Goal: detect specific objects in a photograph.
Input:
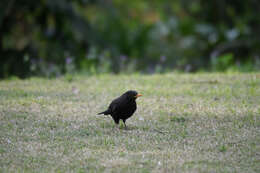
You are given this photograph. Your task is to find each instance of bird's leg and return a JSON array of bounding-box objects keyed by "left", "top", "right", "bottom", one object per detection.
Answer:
[
  {"left": 113, "top": 118, "right": 120, "bottom": 129},
  {"left": 123, "top": 120, "right": 127, "bottom": 130}
]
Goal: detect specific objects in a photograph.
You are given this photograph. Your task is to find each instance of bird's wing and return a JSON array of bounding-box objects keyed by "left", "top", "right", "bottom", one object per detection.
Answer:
[
  {"left": 108, "top": 96, "right": 126, "bottom": 114},
  {"left": 108, "top": 99, "right": 120, "bottom": 113}
]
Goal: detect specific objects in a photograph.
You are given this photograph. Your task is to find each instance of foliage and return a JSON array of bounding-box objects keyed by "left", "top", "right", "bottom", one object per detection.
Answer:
[{"left": 0, "top": 0, "right": 260, "bottom": 78}]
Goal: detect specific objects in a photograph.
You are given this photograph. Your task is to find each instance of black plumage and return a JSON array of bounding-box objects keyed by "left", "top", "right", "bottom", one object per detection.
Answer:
[{"left": 98, "top": 90, "right": 142, "bottom": 128}]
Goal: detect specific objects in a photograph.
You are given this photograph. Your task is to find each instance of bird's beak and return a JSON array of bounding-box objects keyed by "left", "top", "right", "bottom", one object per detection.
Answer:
[{"left": 135, "top": 94, "right": 142, "bottom": 98}]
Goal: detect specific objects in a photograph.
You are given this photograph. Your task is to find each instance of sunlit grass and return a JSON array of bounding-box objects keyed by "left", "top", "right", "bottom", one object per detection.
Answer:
[{"left": 0, "top": 73, "right": 259, "bottom": 172}]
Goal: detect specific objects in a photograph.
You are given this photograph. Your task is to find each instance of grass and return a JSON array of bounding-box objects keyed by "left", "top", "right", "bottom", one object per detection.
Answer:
[{"left": 0, "top": 73, "right": 259, "bottom": 172}]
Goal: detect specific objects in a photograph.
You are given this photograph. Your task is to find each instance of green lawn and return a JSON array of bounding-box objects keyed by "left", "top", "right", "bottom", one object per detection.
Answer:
[{"left": 0, "top": 73, "right": 259, "bottom": 172}]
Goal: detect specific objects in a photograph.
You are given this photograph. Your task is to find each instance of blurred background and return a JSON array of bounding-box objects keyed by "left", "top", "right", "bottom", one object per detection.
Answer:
[{"left": 0, "top": 0, "right": 260, "bottom": 78}]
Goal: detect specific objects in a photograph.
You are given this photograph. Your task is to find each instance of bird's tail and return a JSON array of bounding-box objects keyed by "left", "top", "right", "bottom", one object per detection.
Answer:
[{"left": 97, "top": 110, "right": 110, "bottom": 115}]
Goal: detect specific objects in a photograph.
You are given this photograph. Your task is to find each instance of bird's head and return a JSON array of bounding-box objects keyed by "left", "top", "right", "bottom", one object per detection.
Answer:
[{"left": 124, "top": 90, "right": 142, "bottom": 100}]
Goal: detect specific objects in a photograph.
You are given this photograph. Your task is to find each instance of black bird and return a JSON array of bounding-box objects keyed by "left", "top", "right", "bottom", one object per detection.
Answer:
[{"left": 98, "top": 90, "right": 142, "bottom": 128}]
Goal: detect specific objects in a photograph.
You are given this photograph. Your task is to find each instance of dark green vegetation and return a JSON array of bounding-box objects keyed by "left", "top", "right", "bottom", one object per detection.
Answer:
[
  {"left": 1, "top": 0, "right": 260, "bottom": 78},
  {"left": 0, "top": 73, "right": 259, "bottom": 172}
]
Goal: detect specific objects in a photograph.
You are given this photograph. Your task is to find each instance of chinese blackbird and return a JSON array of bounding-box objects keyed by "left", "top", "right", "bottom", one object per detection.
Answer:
[{"left": 98, "top": 90, "right": 142, "bottom": 128}]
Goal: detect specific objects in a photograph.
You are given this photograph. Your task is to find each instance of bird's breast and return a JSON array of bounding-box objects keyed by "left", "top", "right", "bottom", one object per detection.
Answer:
[{"left": 125, "top": 102, "right": 136, "bottom": 114}]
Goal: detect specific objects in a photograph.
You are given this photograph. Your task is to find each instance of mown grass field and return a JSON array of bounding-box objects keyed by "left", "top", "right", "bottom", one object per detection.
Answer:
[{"left": 0, "top": 73, "right": 259, "bottom": 172}]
